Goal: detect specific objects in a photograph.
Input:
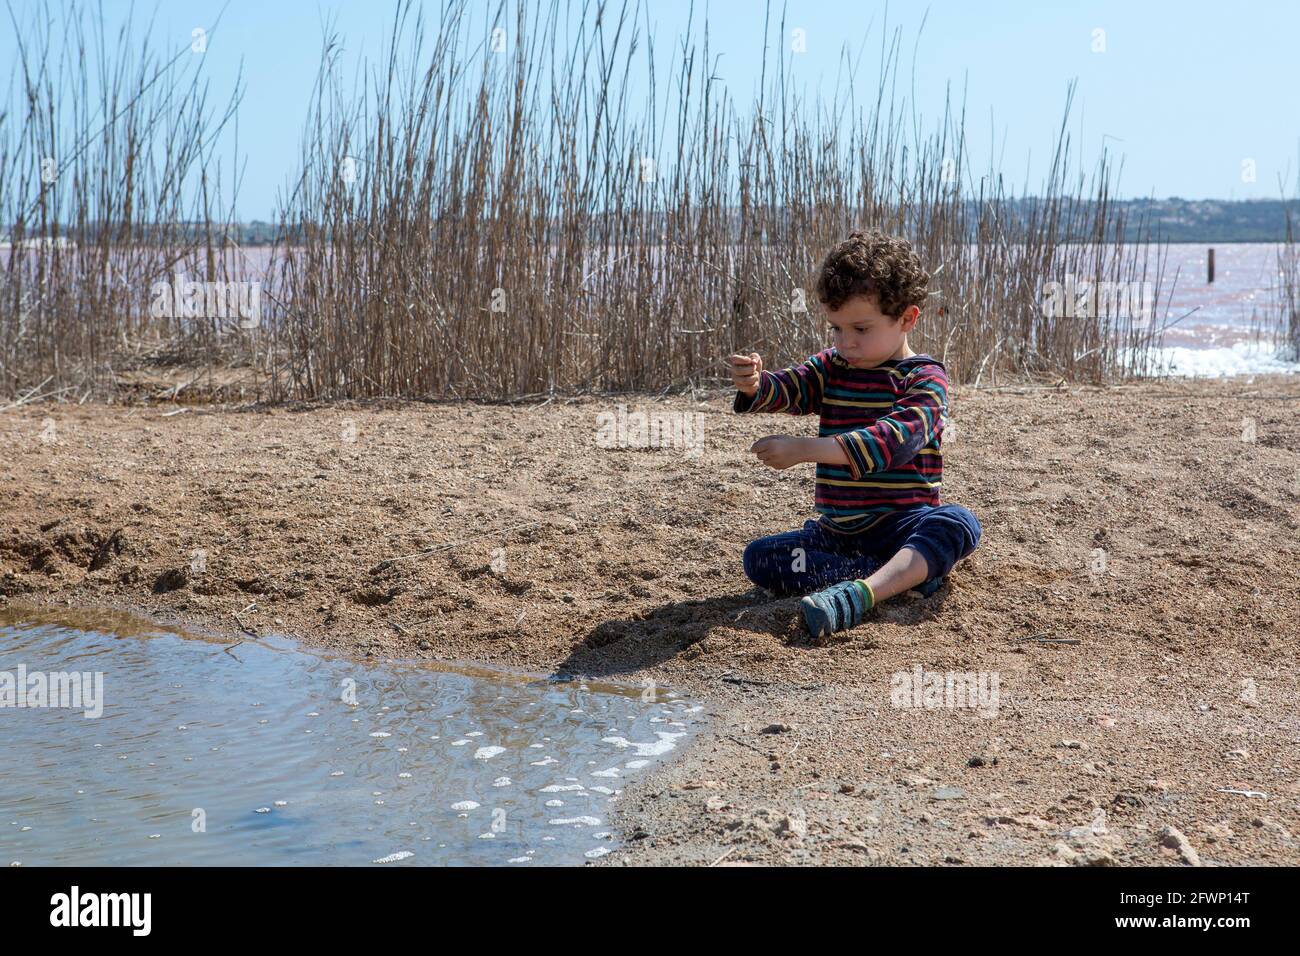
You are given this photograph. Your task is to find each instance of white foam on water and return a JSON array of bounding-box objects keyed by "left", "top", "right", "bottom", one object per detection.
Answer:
[
  {"left": 451, "top": 800, "right": 480, "bottom": 811},
  {"left": 530, "top": 756, "right": 558, "bottom": 766},
  {"left": 274, "top": 800, "right": 287, "bottom": 807},
  {"left": 451, "top": 739, "right": 471, "bottom": 746},
  {"left": 540, "top": 784, "right": 585, "bottom": 793},
  {"left": 478, "top": 832, "right": 496, "bottom": 839},
  {"left": 466, "top": 731, "right": 483, "bottom": 737},
  {"left": 584, "top": 846, "right": 611, "bottom": 858},
  {"left": 254, "top": 807, "right": 270, "bottom": 814},
  {"left": 329, "top": 771, "right": 345, "bottom": 777},
  {"left": 369, "top": 732, "right": 391, "bottom": 738},
  {"left": 550, "top": 816, "right": 601, "bottom": 827},
  {"left": 398, "top": 772, "right": 412, "bottom": 779},
  {"left": 372, "top": 850, "right": 414, "bottom": 864},
  {"left": 601, "top": 731, "right": 685, "bottom": 757},
  {"left": 625, "top": 760, "right": 649, "bottom": 769},
  {"left": 508, "top": 856, "right": 531, "bottom": 863},
  {"left": 492, "top": 777, "right": 512, "bottom": 787},
  {"left": 473, "top": 746, "right": 506, "bottom": 760},
  {"left": 1121, "top": 341, "right": 1300, "bottom": 378},
  {"left": 591, "top": 767, "right": 621, "bottom": 778},
  {"left": 545, "top": 800, "right": 564, "bottom": 807},
  {"left": 590, "top": 786, "right": 616, "bottom": 795}
]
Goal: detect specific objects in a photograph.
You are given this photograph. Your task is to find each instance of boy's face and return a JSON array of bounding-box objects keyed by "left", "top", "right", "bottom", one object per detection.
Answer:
[{"left": 825, "top": 293, "right": 919, "bottom": 367}]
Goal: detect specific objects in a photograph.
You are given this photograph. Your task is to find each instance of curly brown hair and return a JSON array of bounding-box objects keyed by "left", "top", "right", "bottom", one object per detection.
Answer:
[{"left": 814, "top": 229, "right": 930, "bottom": 317}]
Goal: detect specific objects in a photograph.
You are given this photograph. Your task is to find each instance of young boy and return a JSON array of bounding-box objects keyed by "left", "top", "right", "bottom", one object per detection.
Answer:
[{"left": 728, "top": 229, "right": 981, "bottom": 641}]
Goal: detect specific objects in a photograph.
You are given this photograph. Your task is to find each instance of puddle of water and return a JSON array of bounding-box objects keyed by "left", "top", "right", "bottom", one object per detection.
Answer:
[{"left": 0, "top": 607, "right": 703, "bottom": 866}]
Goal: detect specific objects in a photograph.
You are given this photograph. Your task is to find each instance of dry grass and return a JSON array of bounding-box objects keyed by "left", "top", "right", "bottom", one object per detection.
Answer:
[
  {"left": 0, "top": 0, "right": 251, "bottom": 399},
  {"left": 0, "top": 0, "right": 1287, "bottom": 402}
]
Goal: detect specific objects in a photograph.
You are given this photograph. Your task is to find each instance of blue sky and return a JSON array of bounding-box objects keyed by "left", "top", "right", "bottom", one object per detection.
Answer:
[{"left": 4, "top": 0, "right": 1297, "bottom": 219}]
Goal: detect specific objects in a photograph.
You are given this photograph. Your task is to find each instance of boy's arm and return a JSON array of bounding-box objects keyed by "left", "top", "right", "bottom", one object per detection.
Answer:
[
  {"left": 733, "top": 351, "right": 828, "bottom": 416},
  {"left": 751, "top": 434, "right": 849, "bottom": 469},
  {"left": 831, "top": 366, "right": 948, "bottom": 477}
]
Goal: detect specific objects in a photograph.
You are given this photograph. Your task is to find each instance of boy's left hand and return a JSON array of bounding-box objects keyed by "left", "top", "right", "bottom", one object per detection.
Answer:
[{"left": 750, "top": 435, "right": 807, "bottom": 470}]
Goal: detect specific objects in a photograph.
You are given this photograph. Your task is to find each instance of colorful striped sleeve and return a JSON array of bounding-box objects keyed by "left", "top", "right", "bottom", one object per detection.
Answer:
[
  {"left": 831, "top": 365, "right": 948, "bottom": 478},
  {"left": 733, "top": 350, "right": 829, "bottom": 416}
]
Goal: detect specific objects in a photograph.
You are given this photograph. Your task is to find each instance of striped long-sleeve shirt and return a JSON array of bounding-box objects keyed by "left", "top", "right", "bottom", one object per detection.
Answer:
[{"left": 735, "top": 348, "right": 949, "bottom": 534}]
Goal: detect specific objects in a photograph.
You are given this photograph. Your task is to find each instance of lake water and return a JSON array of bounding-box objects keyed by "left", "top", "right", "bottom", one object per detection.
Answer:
[
  {"left": 0, "top": 607, "right": 701, "bottom": 866},
  {"left": 1141, "top": 243, "right": 1298, "bottom": 376},
  {"left": 1160, "top": 243, "right": 1283, "bottom": 336}
]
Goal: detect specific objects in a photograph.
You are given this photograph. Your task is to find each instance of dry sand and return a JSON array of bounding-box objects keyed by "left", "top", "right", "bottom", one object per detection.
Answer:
[{"left": 2, "top": 374, "right": 1298, "bottom": 865}]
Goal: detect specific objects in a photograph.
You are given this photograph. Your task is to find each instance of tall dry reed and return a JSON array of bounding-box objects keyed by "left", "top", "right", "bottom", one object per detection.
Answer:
[
  {"left": 266, "top": 0, "right": 1175, "bottom": 400},
  {"left": 0, "top": 1, "right": 243, "bottom": 399},
  {"left": 5, "top": 0, "right": 1289, "bottom": 402}
]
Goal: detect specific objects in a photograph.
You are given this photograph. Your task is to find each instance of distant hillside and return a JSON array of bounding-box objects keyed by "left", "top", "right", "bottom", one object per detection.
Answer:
[
  {"left": 8, "top": 200, "right": 1297, "bottom": 246},
  {"left": 1116, "top": 198, "right": 1298, "bottom": 243},
  {"left": 977, "top": 198, "right": 1298, "bottom": 244}
]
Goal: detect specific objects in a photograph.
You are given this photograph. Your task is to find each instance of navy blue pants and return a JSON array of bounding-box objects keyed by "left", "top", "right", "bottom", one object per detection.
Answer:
[{"left": 742, "top": 504, "right": 982, "bottom": 596}]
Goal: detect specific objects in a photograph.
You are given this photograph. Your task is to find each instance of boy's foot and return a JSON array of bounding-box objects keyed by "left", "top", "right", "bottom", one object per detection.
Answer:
[
  {"left": 800, "top": 579, "right": 875, "bottom": 641},
  {"left": 912, "top": 575, "right": 946, "bottom": 598}
]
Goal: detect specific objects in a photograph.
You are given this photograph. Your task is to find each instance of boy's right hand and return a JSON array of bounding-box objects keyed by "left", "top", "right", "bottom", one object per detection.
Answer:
[{"left": 729, "top": 352, "right": 763, "bottom": 396}]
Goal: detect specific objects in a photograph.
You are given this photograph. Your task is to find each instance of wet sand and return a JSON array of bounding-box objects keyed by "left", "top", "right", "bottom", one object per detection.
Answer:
[{"left": 3, "top": 374, "right": 1299, "bottom": 865}]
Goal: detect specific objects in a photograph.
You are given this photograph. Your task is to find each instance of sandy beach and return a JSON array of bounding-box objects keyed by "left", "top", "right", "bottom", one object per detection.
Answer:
[{"left": 3, "top": 374, "right": 1299, "bottom": 865}]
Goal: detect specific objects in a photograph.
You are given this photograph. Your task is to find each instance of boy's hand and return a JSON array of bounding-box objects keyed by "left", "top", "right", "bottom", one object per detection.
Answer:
[
  {"left": 729, "top": 352, "right": 763, "bottom": 396},
  {"left": 750, "top": 435, "right": 807, "bottom": 470}
]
